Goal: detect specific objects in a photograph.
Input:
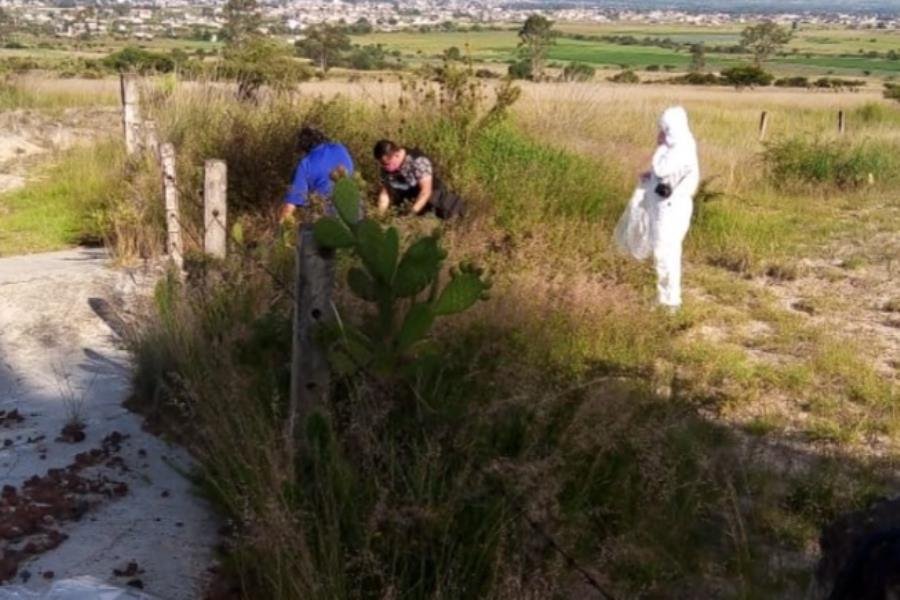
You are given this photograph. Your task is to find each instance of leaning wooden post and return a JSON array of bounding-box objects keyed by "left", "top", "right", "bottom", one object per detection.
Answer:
[
  {"left": 203, "top": 159, "right": 227, "bottom": 260},
  {"left": 160, "top": 143, "right": 183, "bottom": 271},
  {"left": 120, "top": 73, "right": 142, "bottom": 155},
  {"left": 287, "top": 225, "right": 335, "bottom": 461},
  {"left": 758, "top": 110, "right": 769, "bottom": 141},
  {"left": 838, "top": 110, "right": 846, "bottom": 135}
]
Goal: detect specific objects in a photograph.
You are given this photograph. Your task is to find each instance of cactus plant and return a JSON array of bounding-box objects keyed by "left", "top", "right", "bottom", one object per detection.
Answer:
[{"left": 313, "top": 177, "right": 490, "bottom": 377}]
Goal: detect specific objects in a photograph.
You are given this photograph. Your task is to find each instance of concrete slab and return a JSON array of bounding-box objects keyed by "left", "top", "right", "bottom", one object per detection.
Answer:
[{"left": 0, "top": 248, "right": 218, "bottom": 598}]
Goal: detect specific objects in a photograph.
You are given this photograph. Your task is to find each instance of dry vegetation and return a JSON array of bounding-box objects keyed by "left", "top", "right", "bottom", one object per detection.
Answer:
[{"left": 2, "top": 72, "right": 898, "bottom": 598}]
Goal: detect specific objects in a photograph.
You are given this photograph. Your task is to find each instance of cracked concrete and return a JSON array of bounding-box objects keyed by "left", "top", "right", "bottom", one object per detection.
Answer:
[{"left": 0, "top": 248, "right": 218, "bottom": 598}]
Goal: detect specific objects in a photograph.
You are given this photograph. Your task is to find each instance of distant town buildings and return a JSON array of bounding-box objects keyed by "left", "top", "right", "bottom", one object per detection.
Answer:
[{"left": 1, "top": 0, "right": 897, "bottom": 41}]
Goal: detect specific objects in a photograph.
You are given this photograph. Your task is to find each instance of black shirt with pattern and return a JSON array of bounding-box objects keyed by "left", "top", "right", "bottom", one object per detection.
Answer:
[
  {"left": 379, "top": 149, "right": 464, "bottom": 219},
  {"left": 381, "top": 152, "right": 434, "bottom": 202}
]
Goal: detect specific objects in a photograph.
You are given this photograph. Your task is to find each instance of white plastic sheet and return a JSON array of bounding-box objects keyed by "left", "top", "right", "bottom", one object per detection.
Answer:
[
  {"left": 613, "top": 182, "right": 653, "bottom": 261},
  {"left": 0, "top": 577, "right": 157, "bottom": 600}
]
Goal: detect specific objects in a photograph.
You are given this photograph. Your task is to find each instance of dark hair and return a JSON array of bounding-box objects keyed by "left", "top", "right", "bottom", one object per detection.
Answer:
[
  {"left": 373, "top": 139, "right": 400, "bottom": 160},
  {"left": 297, "top": 126, "right": 328, "bottom": 154}
]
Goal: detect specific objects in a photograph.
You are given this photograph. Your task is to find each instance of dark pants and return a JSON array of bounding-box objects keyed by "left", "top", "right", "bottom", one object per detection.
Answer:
[{"left": 430, "top": 188, "right": 465, "bottom": 220}]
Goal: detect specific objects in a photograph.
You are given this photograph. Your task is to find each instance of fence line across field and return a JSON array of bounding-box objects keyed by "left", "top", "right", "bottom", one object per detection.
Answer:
[{"left": 757, "top": 108, "right": 848, "bottom": 142}]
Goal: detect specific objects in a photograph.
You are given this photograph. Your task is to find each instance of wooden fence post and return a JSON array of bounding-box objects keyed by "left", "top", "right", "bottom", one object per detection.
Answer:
[
  {"left": 287, "top": 225, "right": 335, "bottom": 460},
  {"left": 203, "top": 159, "right": 227, "bottom": 260},
  {"left": 120, "top": 73, "right": 142, "bottom": 156},
  {"left": 143, "top": 120, "right": 159, "bottom": 162},
  {"left": 758, "top": 110, "right": 769, "bottom": 141},
  {"left": 838, "top": 110, "right": 846, "bottom": 135},
  {"left": 160, "top": 143, "right": 183, "bottom": 271}
]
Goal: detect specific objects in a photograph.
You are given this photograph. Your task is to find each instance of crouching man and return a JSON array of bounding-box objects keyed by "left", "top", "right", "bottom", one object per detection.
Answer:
[
  {"left": 280, "top": 126, "right": 355, "bottom": 223},
  {"left": 373, "top": 139, "right": 464, "bottom": 220}
]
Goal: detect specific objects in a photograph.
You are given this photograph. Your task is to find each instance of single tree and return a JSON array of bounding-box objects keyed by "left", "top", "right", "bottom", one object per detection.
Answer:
[
  {"left": 741, "top": 21, "right": 793, "bottom": 66},
  {"left": 222, "top": 0, "right": 261, "bottom": 47},
  {"left": 294, "top": 24, "right": 352, "bottom": 73},
  {"left": 223, "top": 37, "right": 311, "bottom": 100},
  {"left": 444, "top": 46, "right": 462, "bottom": 62},
  {"left": 350, "top": 18, "right": 373, "bottom": 35},
  {"left": 518, "top": 14, "right": 555, "bottom": 81},
  {"left": 689, "top": 42, "right": 706, "bottom": 73}
]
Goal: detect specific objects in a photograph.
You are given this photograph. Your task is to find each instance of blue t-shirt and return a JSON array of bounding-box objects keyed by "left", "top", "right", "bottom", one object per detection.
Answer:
[{"left": 284, "top": 142, "right": 354, "bottom": 207}]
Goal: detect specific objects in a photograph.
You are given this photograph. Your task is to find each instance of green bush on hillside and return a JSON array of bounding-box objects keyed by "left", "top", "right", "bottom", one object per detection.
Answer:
[
  {"left": 221, "top": 37, "right": 312, "bottom": 100},
  {"left": 561, "top": 61, "right": 596, "bottom": 82},
  {"left": 721, "top": 65, "right": 774, "bottom": 87},
  {"left": 814, "top": 77, "right": 865, "bottom": 90},
  {"left": 764, "top": 137, "right": 898, "bottom": 189},
  {"left": 103, "top": 46, "right": 175, "bottom": 74},
  {"left": 608, "top": 69, "right": 640, "bottom": 84},
  {"left": 774, "top": 76, "right": 810, "bottom": 88},
  {"left": 507, "top": 59, "right": 532, "bottom": 80},
  {"left": 671, "top": 72, "right": 723, "bottom": 86}
]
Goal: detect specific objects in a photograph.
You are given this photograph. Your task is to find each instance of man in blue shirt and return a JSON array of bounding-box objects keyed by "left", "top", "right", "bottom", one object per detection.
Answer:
[{"left": 280, "top": 127, "right": 355, "bottom": 222}]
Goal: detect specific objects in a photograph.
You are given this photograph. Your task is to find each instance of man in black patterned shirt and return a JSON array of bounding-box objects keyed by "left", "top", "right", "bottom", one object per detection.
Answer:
[{"left": 373, "top": 139, "right": 464, "bottom": 220}]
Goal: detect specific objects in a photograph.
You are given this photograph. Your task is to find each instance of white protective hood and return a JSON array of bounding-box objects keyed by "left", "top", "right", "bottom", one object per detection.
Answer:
[{"left": 651, "top": 106, "right": 699, "bottom": 191}]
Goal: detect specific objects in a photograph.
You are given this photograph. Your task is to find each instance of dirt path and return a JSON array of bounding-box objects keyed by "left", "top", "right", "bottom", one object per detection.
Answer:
[
  {"left": 0, "top": 248, "right": 218, "bottom": 598},
  {"left": 767, "top": 226, "right": 900, "bottom": 378}
]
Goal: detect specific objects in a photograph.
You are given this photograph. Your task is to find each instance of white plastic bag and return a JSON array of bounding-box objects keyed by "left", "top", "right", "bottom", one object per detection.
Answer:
[
  {"left": 613, "top": 182, "right": 653, "bottom": 261},
  {"left": 0, "top": 577, "right": 158, "bottom": 600}
]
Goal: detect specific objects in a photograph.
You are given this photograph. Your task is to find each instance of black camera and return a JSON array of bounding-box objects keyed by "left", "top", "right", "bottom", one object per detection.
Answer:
[{"left": 654, "top": 182, "right": 673, "bottom": 199}]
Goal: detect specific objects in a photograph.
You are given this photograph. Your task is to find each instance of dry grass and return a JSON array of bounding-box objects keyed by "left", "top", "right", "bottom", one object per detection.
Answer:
[{"left": 2, "top": 74, "right": 119, "bottom": 109}]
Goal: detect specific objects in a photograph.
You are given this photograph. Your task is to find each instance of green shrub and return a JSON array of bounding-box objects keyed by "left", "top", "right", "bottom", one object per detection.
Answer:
[
  {"left": 474, "top": 68, "right": 499, "bottom": 79},
  {"left": 346, "top": 44, "right": 390, "bottom": 71},
  {"left": 854, "top": 101, "right": 900, "bottom": 124},
  {"left": 507, "top": 59, "right": 532, "bottom": 80},
  {"left": 774, "top": 76, "right": 810, "bottom": 88},
  {"left": 561, "top": 61, "right": 595, "bottom": 82},
  {"left": 814, "top": 77, "right": 865, "bottom": 90},
  {"left": 103, "top": 46, "right": 175, "bottom": 74},
  {"left": 885, "top": 82, "right": 900, "bottom": 102},
  {"left": 671, "top": 72, "right": 722, "bottom": 86},
  {"left": 608, "top": 69, "right": 639, "bottom": 84},
  {"left": 763, "top": 137, "right": 898, "bottom": 189},
  {"left": 721, "top": 65, "right": 774, "bottom": 87}
]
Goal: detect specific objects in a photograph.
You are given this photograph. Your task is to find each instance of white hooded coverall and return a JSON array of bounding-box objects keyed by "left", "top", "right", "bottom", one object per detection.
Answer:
[{"left": 649, "top": 106, "right": 700, "bottom": 308}]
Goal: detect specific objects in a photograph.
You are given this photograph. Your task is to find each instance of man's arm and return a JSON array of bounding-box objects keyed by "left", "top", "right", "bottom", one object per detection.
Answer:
[
  {"left": 279, "top": 202, "right": 297, "bottom": 223},
  {"left": 281, "top": 159, "right": 310, "bottom": 222},
  {"left": 377, "top": 185, "right": 391, "bottom": 216},
  {"left": 411, "top": 175, "right": 433, "bottom": 215}
]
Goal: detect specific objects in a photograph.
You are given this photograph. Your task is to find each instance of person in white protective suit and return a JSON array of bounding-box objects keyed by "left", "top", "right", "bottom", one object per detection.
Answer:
[{"left": 642, "top": 106, "right": 700, "bottom": 311}]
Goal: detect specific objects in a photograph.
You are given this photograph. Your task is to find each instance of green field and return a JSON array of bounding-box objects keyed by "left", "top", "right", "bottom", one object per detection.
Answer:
[
  {"left": 2, "top": 23, "right": 897, "bottom": 80},
  {"left": 352, "top": 23, "right": 900, "bottom": 77}
]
